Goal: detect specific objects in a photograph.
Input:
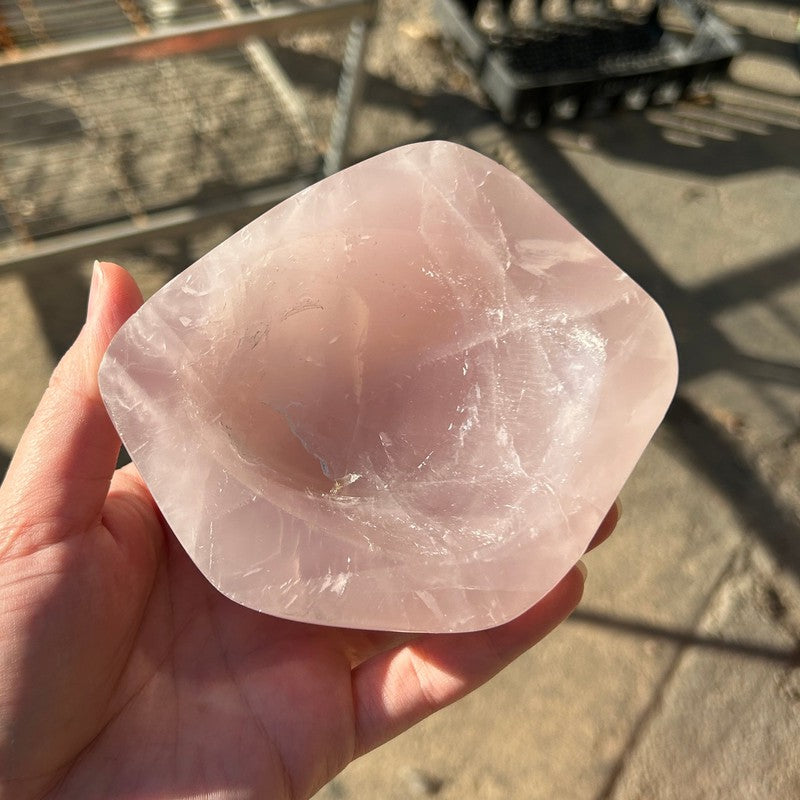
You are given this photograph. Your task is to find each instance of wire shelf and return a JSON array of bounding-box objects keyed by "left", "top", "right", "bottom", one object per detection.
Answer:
[{"left": 0, "top": 0, "right": 376, "bottom": 270}]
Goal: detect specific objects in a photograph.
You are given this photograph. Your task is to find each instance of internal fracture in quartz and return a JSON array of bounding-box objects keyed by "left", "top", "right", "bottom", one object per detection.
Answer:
[{"left": 99, "top": 141, "right": 678, "bottom": 633}]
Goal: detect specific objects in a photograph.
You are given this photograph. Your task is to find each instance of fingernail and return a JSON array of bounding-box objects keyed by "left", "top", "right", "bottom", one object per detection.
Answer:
[
  {"left": 87, "top": 260, "right": 104, "bottom": 321},
  {"left": 575, "top": 559, "right": 588, "bottom": 581},
  {"left": 615, "top": 497, "right": 623, "bottom": 520}
]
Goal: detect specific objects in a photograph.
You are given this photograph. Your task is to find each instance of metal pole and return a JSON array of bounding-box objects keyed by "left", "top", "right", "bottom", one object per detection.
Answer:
[
  {"left": 213, "top": 0, "right": 318, "bottom": 161},
  {"left": 0, "top": 177, "right": 313, "bottom": 276},
  {"left": 323, "top": 14, "right": 372, "bottom": 176}
]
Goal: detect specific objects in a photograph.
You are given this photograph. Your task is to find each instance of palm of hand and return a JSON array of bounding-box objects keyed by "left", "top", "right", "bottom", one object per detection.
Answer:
[
  {"left": 22, "top": 473, "right": 360, "bottom": 800},
  {"left": 0, "top": 264, "right": 610, "bottom": 800},
  {"left": 2, "top": 455, "right": 393, "bottom": 800}
]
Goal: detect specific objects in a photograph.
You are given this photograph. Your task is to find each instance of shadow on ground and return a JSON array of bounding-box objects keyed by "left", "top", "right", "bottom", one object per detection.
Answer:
[{"left": 570, "top": 605, "right": 800, "bottom": 665}]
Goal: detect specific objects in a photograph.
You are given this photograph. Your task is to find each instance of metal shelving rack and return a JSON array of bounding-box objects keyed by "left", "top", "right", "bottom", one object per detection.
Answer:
[{"left": 0, "top": 0, "right": 377, "bottom": 273}]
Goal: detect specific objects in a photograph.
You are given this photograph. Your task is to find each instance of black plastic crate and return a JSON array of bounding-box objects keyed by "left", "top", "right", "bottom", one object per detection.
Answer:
[{"left": 435, "top": 0, "right": 741, "bottom": 126}]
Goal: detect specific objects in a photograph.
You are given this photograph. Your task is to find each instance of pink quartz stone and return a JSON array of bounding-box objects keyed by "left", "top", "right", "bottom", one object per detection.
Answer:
[{"left": 98, "top": 141, "right": 678, "bottom": 633}]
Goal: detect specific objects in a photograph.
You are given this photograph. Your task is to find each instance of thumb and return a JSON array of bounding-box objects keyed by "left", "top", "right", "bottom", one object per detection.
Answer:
[{"left": 1, "top": 262, "right": 143, "bottom": 551}]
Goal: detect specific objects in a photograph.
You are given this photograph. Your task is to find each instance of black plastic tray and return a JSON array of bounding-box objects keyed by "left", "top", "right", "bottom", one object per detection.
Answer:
[{"left": 435, "top": 0, "right": 741, "bottom": 126}]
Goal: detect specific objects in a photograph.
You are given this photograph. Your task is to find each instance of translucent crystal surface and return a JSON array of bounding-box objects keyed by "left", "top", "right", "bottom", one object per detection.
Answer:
[{"left": 99, "top": 141, "right": 678, "bottom": 633}]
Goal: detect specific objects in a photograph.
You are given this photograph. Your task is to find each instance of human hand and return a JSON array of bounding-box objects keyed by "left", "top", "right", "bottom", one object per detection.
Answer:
[{"left": 0, "top": 262, "right": 619, "bottom": 800}]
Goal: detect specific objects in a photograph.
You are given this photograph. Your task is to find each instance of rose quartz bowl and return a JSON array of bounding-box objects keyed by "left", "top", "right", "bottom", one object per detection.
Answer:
[{"left": 99, "top": 141, "right": 678, "bottom": 633}]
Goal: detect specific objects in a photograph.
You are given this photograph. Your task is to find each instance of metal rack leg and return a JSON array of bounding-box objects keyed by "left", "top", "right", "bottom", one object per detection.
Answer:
[
  {"left": 323, "top": 15, "right": 372, "bottom": 176},
  {"left": 214, "top": 0, "right": 318, "bottom": 161}
]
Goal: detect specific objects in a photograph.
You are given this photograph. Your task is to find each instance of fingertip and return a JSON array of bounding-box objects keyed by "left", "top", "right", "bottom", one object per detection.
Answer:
[
  {"left": 489, "top": 565, "right": 585, "bottom": 658},
  {"left": 93, "top": 262, "right": 143, "bottom": 339},
  {"left": 585, "top": 498, "right": 621, "bottom": 553},
  {"left": 562, "top": 560, "right": 586, "bottom": 610}
]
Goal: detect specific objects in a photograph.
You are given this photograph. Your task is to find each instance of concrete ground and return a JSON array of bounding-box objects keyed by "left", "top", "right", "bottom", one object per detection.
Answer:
[{"left": 1, "top": 1, "right": 799, "bottom": 798}]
